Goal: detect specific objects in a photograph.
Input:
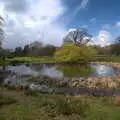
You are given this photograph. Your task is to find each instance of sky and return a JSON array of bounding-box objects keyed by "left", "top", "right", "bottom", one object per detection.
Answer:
[{"left": 0, "top": 0, "right": 120, "bottom": 48}]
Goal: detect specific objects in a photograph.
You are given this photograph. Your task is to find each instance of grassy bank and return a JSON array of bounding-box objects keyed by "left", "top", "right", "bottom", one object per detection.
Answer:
[
  {"left": 0, "top": 87, "right": 120, "bottom": 120},
  {"left": 3, "top": 56, "right": 120, "bottom": 65},
  {"left": 0, "top": 55, "right": 120, "bottom": 66},
  {"left": 0, "top": 57, "right": 55, "bottom": 65},
  {"left": 93, "top": 55, "right": 120, "bottom": 62},
  {"left": 8, "top": 57, "right": 55, "bottom": 63}
]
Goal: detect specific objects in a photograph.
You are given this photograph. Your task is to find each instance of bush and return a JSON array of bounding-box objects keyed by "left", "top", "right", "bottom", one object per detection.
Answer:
[{"left": 55, "top": 44, "right": 97, "bottom": 63}]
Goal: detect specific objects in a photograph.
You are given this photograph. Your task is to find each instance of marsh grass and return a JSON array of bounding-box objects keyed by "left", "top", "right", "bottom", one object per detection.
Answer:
[
  {"left": 0, "top": 94, "right": 16, "bottom": 107},
  {"left": 0, "top": 86, "right": 120, "bottom": 120}
]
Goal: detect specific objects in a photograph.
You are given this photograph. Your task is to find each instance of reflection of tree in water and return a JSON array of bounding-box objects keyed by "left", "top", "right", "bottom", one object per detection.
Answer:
[
  {"left": 58, "top": 64, "right": 93, "bottom": 77},
  {"left": 0, "top": 65, "right": 12, "bottom": 84}
]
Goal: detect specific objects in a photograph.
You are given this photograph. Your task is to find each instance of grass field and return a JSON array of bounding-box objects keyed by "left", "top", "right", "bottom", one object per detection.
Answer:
[
  {"left": 0, "top": 87, "right": 120, "bottom": 120},
  {"left": 0, "top": 55, "right": 118, "bottom": 66},
  {"left": 0, "top": 55, "right": 119, "bottom": 66},
  {"left": 93, "top": 55, "right": 120, "bottom": 62},
  {"left": 0, "top": 57, "right": 55, "bottom": 65}
]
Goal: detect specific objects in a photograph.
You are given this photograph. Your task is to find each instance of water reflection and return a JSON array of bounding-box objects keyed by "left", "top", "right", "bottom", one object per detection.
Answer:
[
  {"left": 40, "top": 64, "right": 63, "bottom": 78},
  {"left": 0, "top": 63, "right": 118, "bottom": 78},
  {"left": 4, "top": 64, "right": 63, "bottom": 78},
  {"left": 0, "top": 63, "right": 119, "bottom": 96},
  {"left": 0, "top": 63, "right": 118, "bottom": 86},
  {"left": 58, "top": 64, "right": 93, "bottom": 77},
  {"left": 90, "top": 64, "right": 117, "bottom": 77}
]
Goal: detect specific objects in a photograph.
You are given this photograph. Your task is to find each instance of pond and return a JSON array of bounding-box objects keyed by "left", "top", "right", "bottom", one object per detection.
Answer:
[
  {"left": 0, "top": 63, "right": 119, "bottom": 96},
  {"left": 0, "top": 63, "right": 117, "bottom": 78}
]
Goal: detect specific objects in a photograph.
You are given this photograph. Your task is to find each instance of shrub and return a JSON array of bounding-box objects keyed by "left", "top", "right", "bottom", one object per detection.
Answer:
[{"left": 55, "top": 44, "right": 97, "bottom": 63}]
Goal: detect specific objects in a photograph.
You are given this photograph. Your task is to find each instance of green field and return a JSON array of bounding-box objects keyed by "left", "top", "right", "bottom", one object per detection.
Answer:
[
  {"left": 4, "top": 56, "right": 120, "bottom": 65},
  {"left": 0, "top": 87, "right": 120, "bottom": 120},
  {"left": 93, "top": 55, "right": 120, "bottom": 62}
]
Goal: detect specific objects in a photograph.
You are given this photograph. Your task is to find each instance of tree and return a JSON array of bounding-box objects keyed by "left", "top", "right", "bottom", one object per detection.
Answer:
[
  {"left": 0, "top": 49, "right": 12, "bottom": 59},
  {"left": 115, "top": 36, "right": 120, "bottom": 43},
  {"left": 30, "top": 41, "right": 43, "bottom": 49},
  {"left": 14, "top": 47, "right": 23, "bottom": 56},
  {"left": 108, "top": 36, "right": 120, "bottom": 55},
  {"left": 55, "top": 43, "right": 97, "bottom": 63},
  {"left": 23, "top": 45, "right": 30, "bottom": 56},
  {"left": 41, "top": 45, "right": 56, "bottom": 56},
  {"left": 93, "top": 45, "right": 109, "bottom": 55},
  {"left": 63, "top": 29, "right": 92, "bottom": 46},
  {"left": 18, "top": 41, "right": 56, "bottom": 57}
]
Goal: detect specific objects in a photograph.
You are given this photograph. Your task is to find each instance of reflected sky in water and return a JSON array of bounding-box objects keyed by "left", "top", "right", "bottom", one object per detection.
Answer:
[
  {"left": 0, "top": 63, "right": 118, "bottom": 88},
  {"left": 90, "top": 64, "right": 117, "bottom": 77},
  {"left": 6, "top": 64, "right": 63, "bottom": 78},
  {"left": 0, "top": 63, "right": 119, "bottom": 95},
  {"left": 0, "top": 63, "right": 118, "bottom": 79}
]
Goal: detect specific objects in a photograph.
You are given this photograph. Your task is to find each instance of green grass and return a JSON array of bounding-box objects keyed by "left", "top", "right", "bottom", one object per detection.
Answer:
[
  {"left": 0, "top": 55, "right": 120, "bottom": 66},
  {"left": 0, "top": 57, "right": 56, "bottom": 65},
  {"left": 7, "top": 56, "right": 120, "bottom": 64},
  {"left": 0, "top": 87, "right": 120, "bottom": 120},
  {"left": 93, "top": 55, "right": 120, "bottom": 62},
  {"left": 8, "top": 56, "right": 55, "bottom": 63}
]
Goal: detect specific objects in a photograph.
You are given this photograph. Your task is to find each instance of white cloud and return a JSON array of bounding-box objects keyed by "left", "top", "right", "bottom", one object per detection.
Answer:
[
  {"left": 116, "top": 21, "right": 120, "bottom": 29},
  {"left": 60, "top": 0, "right": 90, "bottom": 25},
  {"left": 4, "top": 0, "right": 28, "bottom": 13},
  {"left": 92, "top": 30, "right": 112, "bottom": 46},
  {"left": 80, "top": 0, "right": 89, "bottom": 9},
  {"left": 72, "top": 0, "right": 89, "bottom": 17},
  {"left": 0, "top": 0, "right": 67, "bottom": 48}
]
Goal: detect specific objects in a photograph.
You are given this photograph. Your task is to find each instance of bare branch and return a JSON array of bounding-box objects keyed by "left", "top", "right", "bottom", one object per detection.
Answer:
[{"left": 63, "top": 29, "right": 92, "bottom": 46}]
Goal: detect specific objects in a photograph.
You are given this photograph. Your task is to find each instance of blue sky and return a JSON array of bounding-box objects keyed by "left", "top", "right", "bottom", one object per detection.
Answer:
[
  {"left": 0, "top": 0, "right": 120, "bottom": 48},
  {"left": 61, "top": 0, "right": 120, "bottom": 46},
  {"left": 62, "top": 0, "right": 120, "bottom": 32}
]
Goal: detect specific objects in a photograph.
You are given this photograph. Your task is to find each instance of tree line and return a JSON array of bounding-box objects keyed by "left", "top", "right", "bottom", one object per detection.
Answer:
[
  {"left": 0, "top": 15, "right": 120, "bottom": 62},
  {"left": 0, "top": 41, "right": 56, "bottom": 58}
]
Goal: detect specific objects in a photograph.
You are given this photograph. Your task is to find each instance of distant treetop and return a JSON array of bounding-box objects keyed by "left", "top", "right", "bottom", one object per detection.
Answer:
[{"left": 63, "top": 28, "right": 92, "bottom": 46}]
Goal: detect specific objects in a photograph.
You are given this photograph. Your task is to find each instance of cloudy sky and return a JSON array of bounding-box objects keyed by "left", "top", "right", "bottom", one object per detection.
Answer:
[{"left": 0, "top": 0, "right": 120, "bottom": 48}]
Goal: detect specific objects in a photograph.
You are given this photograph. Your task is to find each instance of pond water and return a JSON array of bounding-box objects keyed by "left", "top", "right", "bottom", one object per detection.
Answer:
[
  {"left": 0, "top": 63, "right": 117, "bottom": 78},
  {"left": 0, "top": 63, "right": 119, "bottom": 96}
]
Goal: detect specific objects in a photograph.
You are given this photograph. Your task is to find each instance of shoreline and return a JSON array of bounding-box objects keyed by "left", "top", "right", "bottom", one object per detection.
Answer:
[{"left": 2, "top": 61, "right": 120, "bottom": 96}]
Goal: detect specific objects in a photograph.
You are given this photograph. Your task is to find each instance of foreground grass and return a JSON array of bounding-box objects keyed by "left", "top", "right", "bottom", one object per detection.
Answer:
[{"left": 0, "top": 87, "right": 120, "bottom": 120}]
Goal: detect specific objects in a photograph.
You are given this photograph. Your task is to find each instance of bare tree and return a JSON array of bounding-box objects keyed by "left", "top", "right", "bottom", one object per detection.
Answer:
[
  {"left": 63, "top": 29, "right": 92, "bottom": 46},
  {"left": 115, "top": 36, "right": 120, "bottom": 43}
]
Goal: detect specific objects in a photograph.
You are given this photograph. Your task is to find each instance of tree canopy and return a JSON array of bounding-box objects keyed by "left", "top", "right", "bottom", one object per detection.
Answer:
[
  {"left": 63, "top": 29, "right": 92, "bottom": 46},
  {"left": 55, "top": 43, "right": 97, "bottom": 62}
]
